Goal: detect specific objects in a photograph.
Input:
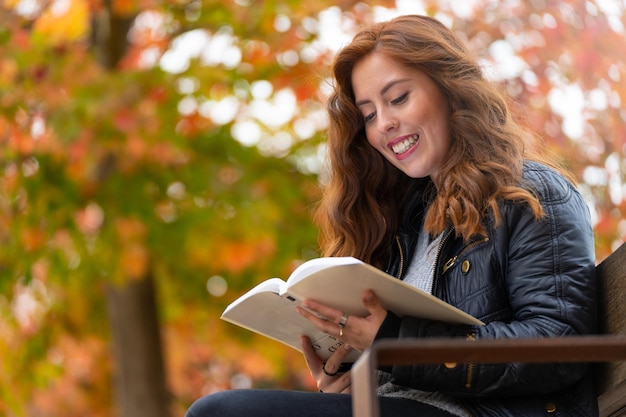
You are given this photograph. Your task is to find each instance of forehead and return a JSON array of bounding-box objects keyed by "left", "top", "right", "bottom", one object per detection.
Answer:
[{"left": 351, "top": 52, "right": 431, "bottom": 102}]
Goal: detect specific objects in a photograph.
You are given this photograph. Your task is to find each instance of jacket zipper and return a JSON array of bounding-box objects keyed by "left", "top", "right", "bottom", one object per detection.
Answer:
[
  {"left": 465, "top": 332, "right": 477, "bottom": 389},
  {"left": 398, "top": 229, "right": 479, "bottom": 392},
  {"left": 435, "top": 228, "right": 455, "bottom": 271},
  {"left": 434, "top": 230, "right": 481, "bottom": 389},
  {"left": 441, "top": 236, "right": 490, "bottom": 275},
  {"left": 431, "top": 227, "right": 454, "bottom": 295},
  {"left": 394, "top": 235, "right": 405, "bottom": 279}
]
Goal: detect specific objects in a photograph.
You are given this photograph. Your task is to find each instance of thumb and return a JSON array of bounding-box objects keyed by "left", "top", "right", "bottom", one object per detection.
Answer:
[
  {"left": 362, "top": 289, "right": 385, "bottom": 315},
  {"left": 301, "top": 335, "right": 322, "bottom": 373}
]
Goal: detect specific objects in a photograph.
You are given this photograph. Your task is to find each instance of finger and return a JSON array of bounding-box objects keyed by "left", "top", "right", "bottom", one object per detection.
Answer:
[
  {"left": 324, "top": 371, "right": 352, "bottom": 394},
  {"left": 362, "top": 290, "right": 387, "bottom": 325},
  {"left": 301, "top": 336, "right": 323, "bottom": 374},
  {"left": 301, "top": 300, "right": 345, "bottom": 325},
  {"left": 338, "top": 378, "right": 352, "bottom": 394},
  {"left": 320, "top": 343, "right": 354, "bottom": 376},
  {"left": 296, "top": 304, "right": 344, "bottom": 336},
  {"left": 335, "top": 341, "right": 354, "bottom": 363},
  {"left": 362, "top": 290, "right": 387, "bottom": 319},
  {"left": 319, "top": 367, "right": 351, "bottom": 393}
]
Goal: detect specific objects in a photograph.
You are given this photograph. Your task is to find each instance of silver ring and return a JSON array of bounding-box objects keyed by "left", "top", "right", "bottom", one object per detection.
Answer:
[
  {"left": 338, "top": 311, "right": 349, "bottom": 328},
  {"left": 322, "top": 361, "right": 339, "bottom": 377}
]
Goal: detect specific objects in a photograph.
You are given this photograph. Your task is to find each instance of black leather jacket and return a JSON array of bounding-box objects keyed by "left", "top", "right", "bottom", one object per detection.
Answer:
[{"left": 376, "top": 161, "right": 598, "bottom": 416}]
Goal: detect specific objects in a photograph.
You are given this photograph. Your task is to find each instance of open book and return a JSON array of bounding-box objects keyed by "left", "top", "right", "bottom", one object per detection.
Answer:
[{"left": 221, "top": 256, "right": 483, "bottom": 362}]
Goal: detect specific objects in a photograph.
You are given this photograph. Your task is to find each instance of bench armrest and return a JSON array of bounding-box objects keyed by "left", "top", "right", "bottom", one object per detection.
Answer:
[{"left": 351, "top": 335, "right": 626, "bottom": 417}]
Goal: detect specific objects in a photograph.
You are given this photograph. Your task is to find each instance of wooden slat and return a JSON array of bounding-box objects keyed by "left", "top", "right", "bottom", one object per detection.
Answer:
[
  {"left": 374, "top": 335, "right": 626, "bottom": 365},
  {"left": 598, "top": 379, "right": 626, "bottom": 417},
  {"left": 597, "top": 242, "right": 626, "bottom": 401}
]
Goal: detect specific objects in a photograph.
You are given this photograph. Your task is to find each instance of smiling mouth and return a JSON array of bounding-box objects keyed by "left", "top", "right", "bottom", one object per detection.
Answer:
[{"left": 390, "top": 134, "right": 419, "bottom": 155}]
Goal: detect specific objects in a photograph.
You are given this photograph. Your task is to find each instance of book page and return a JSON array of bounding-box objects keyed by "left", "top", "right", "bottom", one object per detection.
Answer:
[
  {"left": 221, "top": 278, "right": 285, "bottom": 316},
  {"left": 286, "top": 257, "right": 362, "bottom": 287},
  {"left": 221, "top": 290, "right": 360, "bottom": 362},
  {"left": 286, "top": 261, "right": 483, "bottom": 325}
]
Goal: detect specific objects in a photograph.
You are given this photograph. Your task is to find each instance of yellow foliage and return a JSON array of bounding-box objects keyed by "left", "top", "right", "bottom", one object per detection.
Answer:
[
  {"left": 115, "top": 217, "right": 149, "bottom": 280},
  {"left": 0, "top": 58, "right": 18, "bottom": 87},
  {"left": 32, "top": 0, "right": 89, "bottom": 44},
  {"left": 119, "top": 243, "right": 149, "bottom": 280},
  {"left": 3, "top": 0, "right": 21, "bottom": 8}
]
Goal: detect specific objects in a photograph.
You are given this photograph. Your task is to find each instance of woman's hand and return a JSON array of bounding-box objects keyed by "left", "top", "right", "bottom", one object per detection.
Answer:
[
  {"left": 297, "top": 290, "right": 388, "bottom": 393},
  {"left": 301, "top": 335, "right": 353, "bottom": 393},
  {"left": 296, "top": 289, "right": 388, "bottom": 352}
]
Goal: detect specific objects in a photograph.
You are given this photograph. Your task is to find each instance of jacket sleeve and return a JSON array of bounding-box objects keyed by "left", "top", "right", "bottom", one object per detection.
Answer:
[{"left": 379, "top": 165, "right": 598, "bottom": 397}]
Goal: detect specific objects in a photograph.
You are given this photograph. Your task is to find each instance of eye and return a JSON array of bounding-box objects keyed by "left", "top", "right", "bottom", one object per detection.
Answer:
[
  {"left": 391, "top": 92, "right": 408, "bottom": 105},
  {"left": 363, "top": 111, "right": 376, "bottom": 123}
]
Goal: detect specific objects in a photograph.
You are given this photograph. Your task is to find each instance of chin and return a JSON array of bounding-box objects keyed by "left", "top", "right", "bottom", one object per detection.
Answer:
[{"left": 399, "top": 168, "right": 431, "bottom": 179}]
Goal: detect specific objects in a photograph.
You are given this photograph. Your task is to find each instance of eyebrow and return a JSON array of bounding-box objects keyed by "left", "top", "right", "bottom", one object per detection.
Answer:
[{"left": 355, "top": 78, "right": 412, "bottom": 107}]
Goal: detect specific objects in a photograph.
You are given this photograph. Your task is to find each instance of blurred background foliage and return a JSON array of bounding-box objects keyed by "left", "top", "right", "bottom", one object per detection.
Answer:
[{"left": 0, "top": 0, "right": 624, "bottom": 416}]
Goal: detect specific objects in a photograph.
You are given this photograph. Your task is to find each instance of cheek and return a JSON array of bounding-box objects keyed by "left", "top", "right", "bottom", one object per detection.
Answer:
[{"left": 364, "top": 127, "right": 378, "bottom": 148}]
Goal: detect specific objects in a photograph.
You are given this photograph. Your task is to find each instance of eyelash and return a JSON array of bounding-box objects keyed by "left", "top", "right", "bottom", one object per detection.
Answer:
[
  {"left": 391, "top": 92, "right": 409, "bottom": 105},
  {"left": 363, "top": 93, "right": 409, "bottom": 123}
]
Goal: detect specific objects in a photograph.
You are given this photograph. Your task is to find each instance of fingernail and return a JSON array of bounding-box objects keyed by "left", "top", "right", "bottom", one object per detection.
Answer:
[{"left": 343, "top": 343, "right": 352, "bottom": 351}]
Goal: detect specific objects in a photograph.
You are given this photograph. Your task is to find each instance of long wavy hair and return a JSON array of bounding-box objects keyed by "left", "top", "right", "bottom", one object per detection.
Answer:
[{"left": 315, "top": 15, "right": 548, "bottom": 268}]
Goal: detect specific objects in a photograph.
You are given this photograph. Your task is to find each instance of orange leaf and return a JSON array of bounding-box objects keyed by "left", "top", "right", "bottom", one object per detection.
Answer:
[
  {"left": 119, "top": 243, "right": 149, "bottom": 280},
  {"left": 21, "top": 227, "right": 46, "bottom": 252},
  {"left": 114, "top": 217, "right": 146, "bottom": 242}
]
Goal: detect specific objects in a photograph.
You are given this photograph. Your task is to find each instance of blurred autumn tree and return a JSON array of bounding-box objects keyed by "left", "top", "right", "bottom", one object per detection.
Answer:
[
  {"left": 0, "top": 0, "right": 624, "bottom": 416},
  {"left": 0, "top": 0, "right": 371, "bottom": 415}
]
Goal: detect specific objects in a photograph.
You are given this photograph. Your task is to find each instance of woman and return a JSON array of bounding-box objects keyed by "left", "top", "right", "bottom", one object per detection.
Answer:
[{"left": 187, "top": 14, "right": 597, "bottom": 417}]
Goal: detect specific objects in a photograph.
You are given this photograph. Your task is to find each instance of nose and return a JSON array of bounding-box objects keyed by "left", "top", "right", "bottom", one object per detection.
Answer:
[{"left": 377, "top": 112, "right": 396, "bottom": 133}]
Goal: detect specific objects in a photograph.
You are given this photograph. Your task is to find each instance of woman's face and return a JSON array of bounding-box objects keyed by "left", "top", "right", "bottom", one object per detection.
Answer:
[{"left": 352, "top": 52, "right": 452, "bottom": 179}]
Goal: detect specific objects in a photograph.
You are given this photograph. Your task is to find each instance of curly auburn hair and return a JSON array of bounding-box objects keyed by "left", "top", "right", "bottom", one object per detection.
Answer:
[{"left": 315, "top": 14, "right": 549, "bottom": 268}]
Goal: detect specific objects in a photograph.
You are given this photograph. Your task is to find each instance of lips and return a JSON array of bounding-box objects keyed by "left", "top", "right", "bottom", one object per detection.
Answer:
[{"left": 389, "top": 134, "right": 419, "bottom": 155}]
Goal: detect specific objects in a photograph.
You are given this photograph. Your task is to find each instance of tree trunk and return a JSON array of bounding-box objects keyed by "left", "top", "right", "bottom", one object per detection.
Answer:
[
  {"left": 92, "top": 5, "right": 171, "bottom": 416},
  {"left": 106, "top": 275, "right": 171, "bottom": 417}
]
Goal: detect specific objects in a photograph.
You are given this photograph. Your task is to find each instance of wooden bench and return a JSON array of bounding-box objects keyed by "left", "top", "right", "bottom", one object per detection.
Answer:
[{"left": 352, "top": 242, "right": 626, "bottom": 417}]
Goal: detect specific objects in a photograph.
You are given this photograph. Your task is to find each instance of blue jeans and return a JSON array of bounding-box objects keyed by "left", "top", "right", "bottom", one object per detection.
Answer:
[{"left": 185, "top": 389, "right": 456, "bottom": 417}]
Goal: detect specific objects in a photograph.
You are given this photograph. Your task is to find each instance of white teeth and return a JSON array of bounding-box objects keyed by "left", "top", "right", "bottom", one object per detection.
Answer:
[{"left": 391, "top": 134, "right": 419, "bottom": 154}]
